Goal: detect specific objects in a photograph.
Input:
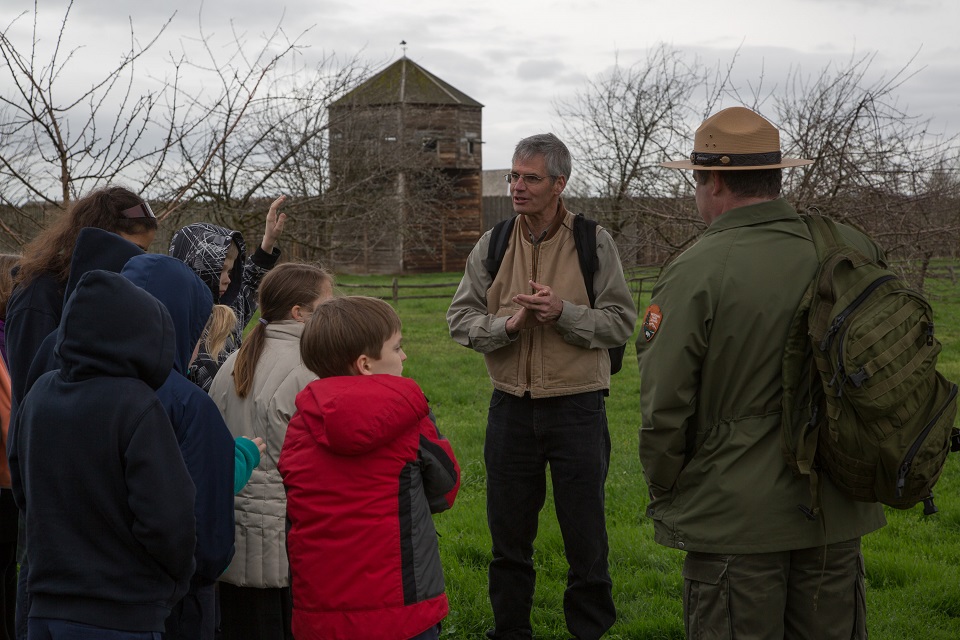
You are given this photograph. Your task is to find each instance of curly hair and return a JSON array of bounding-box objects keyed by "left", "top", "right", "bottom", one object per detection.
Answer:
[{"left": 15, "top": 186, "right": 157, "bottom": 287}]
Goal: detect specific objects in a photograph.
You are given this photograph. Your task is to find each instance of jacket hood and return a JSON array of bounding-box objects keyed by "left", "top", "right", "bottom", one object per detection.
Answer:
[
  {"left": 121, "top": 254, "right": 213, "bottom": 374},
  {"left": 296, "top": 375, "right": 429, "bottom": 456},
  {"left": 55, "top": 270, "right": 175, "bottom": 389},
  {"left": 63, "top": 227, "right": 144, "bottom": 308},
  {"left": 168, "top": 222, "right": 246, "bottom": 306}
]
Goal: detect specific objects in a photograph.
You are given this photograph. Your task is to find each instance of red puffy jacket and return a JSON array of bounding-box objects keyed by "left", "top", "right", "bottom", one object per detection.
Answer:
[{"left": 279, "top": 374, "right": 460, "bottom": 640}]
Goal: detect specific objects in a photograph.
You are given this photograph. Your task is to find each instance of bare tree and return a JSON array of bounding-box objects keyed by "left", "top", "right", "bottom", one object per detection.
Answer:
[
  {"left": 0, "top": 3, "right": 376, "bottom": 259},
  {"left": 0, "top": 1, "right": 185, "bottom": 245},
  {"left": 555, "top": 45, "right": 734, "bottom": 266},
  {"left": 771, "top": 52, "right": 960, "bottom": 286},
  {"left": 151, "top": 19, "right": 373, "bottom": 254},
  {"left": 556, "top": 46, "right": 960, "bottom": 279}
]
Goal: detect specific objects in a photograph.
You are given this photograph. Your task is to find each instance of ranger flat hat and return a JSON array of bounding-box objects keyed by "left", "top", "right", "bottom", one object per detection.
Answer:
[{"left": 662, "top": 106, "right": 813, "bottom": 170}]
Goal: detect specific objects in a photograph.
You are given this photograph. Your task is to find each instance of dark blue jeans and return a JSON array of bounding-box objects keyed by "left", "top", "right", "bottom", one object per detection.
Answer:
[
  {"left": 484, "top": 390, "right": 615, "bottom": 640},
  {"left": 27, "top": 618, "right": 161, "bottom": 639}
]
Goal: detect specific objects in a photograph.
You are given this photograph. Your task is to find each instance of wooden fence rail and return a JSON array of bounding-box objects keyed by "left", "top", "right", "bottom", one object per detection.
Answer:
[
  {"left": 338, "top": 276, "right": 658, "bottom": 310},
  {"left": 337, "top": 260, "right": 956, "bottom": 309}
]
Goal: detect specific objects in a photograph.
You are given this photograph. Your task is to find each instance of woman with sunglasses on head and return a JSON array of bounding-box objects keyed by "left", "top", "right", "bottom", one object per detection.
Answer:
[
  {"left": 6, "top": 186, "right": 157, "bottom": 407},
  {"left": 4, "top": 185, "right": 157, "bottom": 640},
  {"left": 208, "top": 262, "right": 333, "bottom": 640}
]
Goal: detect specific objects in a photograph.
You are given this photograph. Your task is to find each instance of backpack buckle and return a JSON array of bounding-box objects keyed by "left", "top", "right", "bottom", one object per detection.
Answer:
[
  {"left": 797, "top": 504, "right": 819, "bottom": 521},
  {"left": 848, "top": 368, "right": 868, "bottom": 388}
]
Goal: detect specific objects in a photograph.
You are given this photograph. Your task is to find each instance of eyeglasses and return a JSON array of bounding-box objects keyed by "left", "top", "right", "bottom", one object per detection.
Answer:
[
  {"left": 120, "top": 202, "right": 156, "bottom": 219},
  {"left": 504, "top": 172, "right": 557, "bottom": 186}
]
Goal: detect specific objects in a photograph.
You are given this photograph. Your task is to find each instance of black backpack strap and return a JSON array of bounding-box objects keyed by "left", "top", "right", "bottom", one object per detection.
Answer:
[
  {"left": 572, "top": 213, "right": 599, "bottom": 308},
  {"left": 573, "top": 213, "right": 624, "bottom": 375},
  {"left": 481, "top": 217, "right": 517, "bottom": 281}
]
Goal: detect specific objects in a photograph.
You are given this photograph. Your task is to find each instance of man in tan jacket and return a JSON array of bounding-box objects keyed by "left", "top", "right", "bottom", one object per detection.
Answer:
[{"left": 447, "top": 133, "right": 636, "bottom": 640}]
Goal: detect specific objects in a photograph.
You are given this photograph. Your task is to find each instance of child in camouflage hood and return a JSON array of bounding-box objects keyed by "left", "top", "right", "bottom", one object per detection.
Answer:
[{"left": 169, "top": 196, "right": 287, "bottom": 390}]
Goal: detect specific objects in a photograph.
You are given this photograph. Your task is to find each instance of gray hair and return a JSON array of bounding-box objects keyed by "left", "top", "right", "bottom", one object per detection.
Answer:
[{"left": 513, "top": 133, "right": 572, "bottom": 180}]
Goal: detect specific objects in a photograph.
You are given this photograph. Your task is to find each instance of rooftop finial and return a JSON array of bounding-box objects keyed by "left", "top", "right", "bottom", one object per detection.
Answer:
[{"left": 400, "top": 40, "right": 408, "bottom": 56}]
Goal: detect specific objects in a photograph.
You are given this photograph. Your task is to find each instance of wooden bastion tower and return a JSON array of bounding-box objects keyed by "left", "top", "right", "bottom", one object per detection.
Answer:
[{"left": 328, "top": 56, "right": 484, "bottom": 274}]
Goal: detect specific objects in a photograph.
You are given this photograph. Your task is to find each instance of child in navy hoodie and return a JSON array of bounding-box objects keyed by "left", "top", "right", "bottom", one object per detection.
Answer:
[
  {"left": 121, "top": 254, "right": 241, "bottom": 640},
  {"left": 279, "top": 296, "right": 460, "bottom": 640},
  {"left": 8, "top": 270, "right": 195, "bottom": 637}
]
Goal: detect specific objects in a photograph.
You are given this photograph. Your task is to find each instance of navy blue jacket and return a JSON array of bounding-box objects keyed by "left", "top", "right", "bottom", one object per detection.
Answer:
[
  {"left": 8, "top": 270, "right": 196, "bottom": 632},
  {"left": 122, "top": 254, "right": 236, "bottom": 585}
]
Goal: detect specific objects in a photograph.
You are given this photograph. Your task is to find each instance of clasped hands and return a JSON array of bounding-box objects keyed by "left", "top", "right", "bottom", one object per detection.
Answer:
[{"left": 505, "top": 280, "right": 563, "bottom": 334}]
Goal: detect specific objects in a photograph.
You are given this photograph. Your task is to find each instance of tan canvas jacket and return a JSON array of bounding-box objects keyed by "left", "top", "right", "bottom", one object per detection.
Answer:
[{"left": 448, "top": 202, "right": 637, "bottom": 398}]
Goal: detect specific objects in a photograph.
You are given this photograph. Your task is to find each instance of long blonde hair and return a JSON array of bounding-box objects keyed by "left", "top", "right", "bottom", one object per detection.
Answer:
[
  {"left": 204, "top": 304, "right": 237, "bottom": 360},
  {"left": 232, "top": 263, "right": 333, "bottom": 398}
]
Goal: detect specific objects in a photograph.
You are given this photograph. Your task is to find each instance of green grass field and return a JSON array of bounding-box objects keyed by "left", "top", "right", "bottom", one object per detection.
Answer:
[{"left": 336, "top": 271, "right": 960, "bottom": 639}]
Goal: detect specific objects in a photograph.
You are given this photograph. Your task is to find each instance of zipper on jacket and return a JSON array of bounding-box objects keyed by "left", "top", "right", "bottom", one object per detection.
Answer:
[
  {"left": 820, "top": 275, "right": 896, "bottom": 352},
  {"left": 896, "top": 383, "right": 959, "bottom": 498},
  {"left": 525, "top": 243, "right": 541, "bottom": 388}
]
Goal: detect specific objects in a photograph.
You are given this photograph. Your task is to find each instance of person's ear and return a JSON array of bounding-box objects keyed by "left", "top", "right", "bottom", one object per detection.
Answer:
[
  {"left": 291, "top": 304, "right": 307, "bottom": 323},
  {"left": 553, "top": 174, "right": 566, "bottom": 196},
  {"left": 353, "top": 354, "right": 373, "bottom": 376},
  {"left": 710, "top": 171, "right": 724, "bottom": 196}
]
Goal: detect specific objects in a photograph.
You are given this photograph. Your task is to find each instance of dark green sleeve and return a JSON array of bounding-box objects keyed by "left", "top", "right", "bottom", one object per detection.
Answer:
[{"left": 636, "top": 257, "right": 715, "bottom": 495}]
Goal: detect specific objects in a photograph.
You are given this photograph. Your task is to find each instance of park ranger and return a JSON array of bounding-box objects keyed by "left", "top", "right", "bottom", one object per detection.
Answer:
[{"left": 637, "top": 107, "right": 886, "bottom": 639}]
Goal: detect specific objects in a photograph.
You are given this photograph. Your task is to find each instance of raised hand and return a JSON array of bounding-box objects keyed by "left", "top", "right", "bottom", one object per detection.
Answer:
[{"left": 261, "top": 195, "right": 287, "bottom": 253}]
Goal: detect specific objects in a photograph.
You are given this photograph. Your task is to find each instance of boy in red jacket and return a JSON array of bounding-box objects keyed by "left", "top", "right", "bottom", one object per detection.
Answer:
[{"left": 279, "top": 296, "right": 460, "bottom": 640}]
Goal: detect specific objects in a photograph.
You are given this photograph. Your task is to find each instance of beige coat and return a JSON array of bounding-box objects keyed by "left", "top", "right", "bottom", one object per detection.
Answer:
[
  {"left": 209, "top": 320, "right": 316, "bottom": 588},
  {"left": 447, "top": 205, "right": 637, "bottom": 398}
]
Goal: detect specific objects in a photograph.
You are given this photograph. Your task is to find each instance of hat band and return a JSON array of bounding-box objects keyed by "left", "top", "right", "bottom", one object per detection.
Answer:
[{"left": 690, "top": 151, "right": 782, "bottom": 167}]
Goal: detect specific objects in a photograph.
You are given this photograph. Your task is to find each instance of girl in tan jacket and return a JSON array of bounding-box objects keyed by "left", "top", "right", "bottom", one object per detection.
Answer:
[{"left": 209, "top": 262, "right": 333, "bottom": 640}]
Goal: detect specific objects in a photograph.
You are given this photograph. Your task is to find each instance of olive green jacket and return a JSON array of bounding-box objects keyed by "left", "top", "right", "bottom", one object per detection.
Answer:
[{"left": 637, "top": 199, "right": 886, "bottom": 553}]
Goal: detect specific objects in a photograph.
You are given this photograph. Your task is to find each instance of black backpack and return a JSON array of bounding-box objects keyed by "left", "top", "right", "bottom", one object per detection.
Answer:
[{"left": 481, "top": 213, "right": 626, "bottom": 374}]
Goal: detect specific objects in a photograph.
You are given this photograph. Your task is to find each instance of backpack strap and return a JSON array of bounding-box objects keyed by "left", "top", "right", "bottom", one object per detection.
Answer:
[
  {"left": 482, "top": 217, "right": 517, "bottom": 281},
  {"left": 803, "top": 212, "right": 844, "bottom": 260},
  {"left": 788, "top": 213, "right": 838, "bottom": 521},
  {"left": 572, "top": 213, "right": 599, "bottom": 308},
  {"left": 572, "top": 214, "right": 625, "bottom": 376}
]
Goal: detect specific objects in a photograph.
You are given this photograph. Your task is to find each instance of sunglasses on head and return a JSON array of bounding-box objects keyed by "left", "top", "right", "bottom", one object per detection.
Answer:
[{"left": 120, "top": 202, "right": 156, "bottom": 219}]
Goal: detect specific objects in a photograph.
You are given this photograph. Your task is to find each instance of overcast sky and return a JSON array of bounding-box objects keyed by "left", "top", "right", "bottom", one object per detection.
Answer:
[{"left": 6, "top": 0, "right": 960, "bottom": 171}]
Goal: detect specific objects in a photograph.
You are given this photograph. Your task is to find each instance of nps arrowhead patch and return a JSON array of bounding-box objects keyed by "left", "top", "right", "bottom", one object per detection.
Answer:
[{"left": 642, "top": 304, "right": 662, "bottom": 342}]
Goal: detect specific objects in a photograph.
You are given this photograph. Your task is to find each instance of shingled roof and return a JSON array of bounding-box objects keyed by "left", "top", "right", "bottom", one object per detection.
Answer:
[{"left": 333, "top": 56, "right": 483, "bottom": 108}]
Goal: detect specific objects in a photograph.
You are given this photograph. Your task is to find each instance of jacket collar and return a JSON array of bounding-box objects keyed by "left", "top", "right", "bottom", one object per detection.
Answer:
[
  {"left": 520, "top": 198, "right": 570, "bottom": 245},
  {"left": 703, "top": 198, "right": 799, "bottom": 237},
  {"left": 264, "top": 319, "right": 305, "bottom": 340}
]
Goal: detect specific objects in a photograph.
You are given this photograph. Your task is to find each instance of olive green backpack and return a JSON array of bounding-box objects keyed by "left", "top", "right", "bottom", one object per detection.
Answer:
[{"left": 781, "top": 213, "right": 959, "bottom": 519}]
